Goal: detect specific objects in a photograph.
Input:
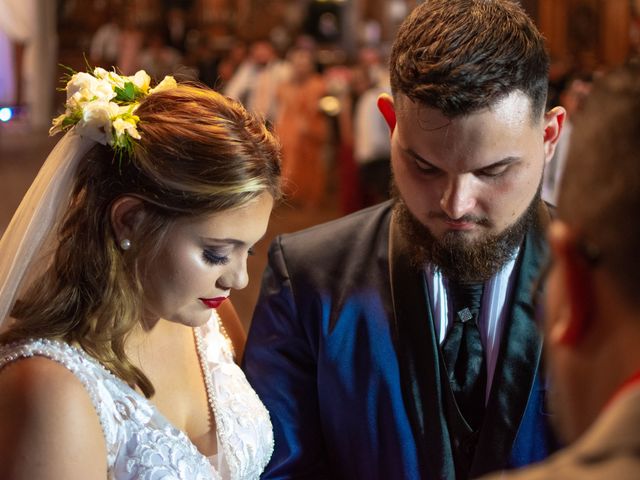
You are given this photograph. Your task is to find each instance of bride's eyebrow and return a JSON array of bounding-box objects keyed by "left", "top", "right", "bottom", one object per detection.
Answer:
[
  {"left": 201, "top": 237, "right": 246, "bottom": 247},
  {"left": 201, "top": 232, "right": 267, "bottom": 247}
]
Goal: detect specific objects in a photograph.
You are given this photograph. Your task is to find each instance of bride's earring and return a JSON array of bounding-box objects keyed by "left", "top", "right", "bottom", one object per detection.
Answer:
[{"left": 120, "top": 238, "right": 131, "bottom": 251}]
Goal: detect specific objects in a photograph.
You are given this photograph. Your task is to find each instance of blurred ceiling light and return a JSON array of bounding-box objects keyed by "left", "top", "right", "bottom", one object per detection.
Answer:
[
  {"left": 0, "top": 107, "right": 13, "bottom": 122},
  {"left": 319, "top": 96, "right": 341, "bottom": 116}
]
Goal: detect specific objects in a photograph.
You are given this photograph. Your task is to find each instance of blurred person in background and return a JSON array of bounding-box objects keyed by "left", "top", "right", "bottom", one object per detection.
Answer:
[
  {"left": 480, "top": 60, "right": 640, "bottom": 480},
  {"left": 211, "top": 41, "right": 248, "bottom": 91},
  {"left": 352, "top": 62, "right": 392, "bottom": 207},
  {"left": 337, "top": 56, "right": 392, "bottom": 211},
  {"left": 224, "top": 40, "right": 290, "bottom": 123},
  {"left": 542, "top": 74, "right": 592, "bottom": 205},
  {"left": 89, "top": 10, "right": 121, "bottom": 69},
  {"left": 138, "top": 31, "right": 183, "bottom": 81},
  {"left": 275, "top": 47, "right": 328, "bottom": 209},
  {"left": 116, "top": 15, "right": 144, "bottom": 75},
  {"left": 162, "top": 6, "right": 191, "bottom": 55}
]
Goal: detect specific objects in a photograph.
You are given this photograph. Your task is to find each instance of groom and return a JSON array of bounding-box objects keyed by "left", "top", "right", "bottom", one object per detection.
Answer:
[{"left": 244, "top": 1, "right": 565, "bottom": 478}]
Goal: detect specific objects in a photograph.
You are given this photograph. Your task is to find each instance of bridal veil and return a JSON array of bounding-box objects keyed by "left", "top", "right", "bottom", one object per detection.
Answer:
[{"left": 0, "top": 129, "right": 95, "bottom": 330}]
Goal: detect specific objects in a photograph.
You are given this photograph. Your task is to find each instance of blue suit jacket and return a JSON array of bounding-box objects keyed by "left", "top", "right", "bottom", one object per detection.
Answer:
[{"left": 244, "top": 201, "right": 557, "bottom": 479}]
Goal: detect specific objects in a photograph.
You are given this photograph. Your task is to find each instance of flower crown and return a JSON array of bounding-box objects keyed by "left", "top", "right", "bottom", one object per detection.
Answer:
[{"left": 50, "top": 68, "right": 177, "bottom": 156}]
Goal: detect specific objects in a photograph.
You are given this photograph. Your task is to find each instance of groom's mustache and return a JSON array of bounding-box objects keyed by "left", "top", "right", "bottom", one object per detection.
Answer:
[{"left": 427, "top": 211, "right": 491, "bottom": 227}]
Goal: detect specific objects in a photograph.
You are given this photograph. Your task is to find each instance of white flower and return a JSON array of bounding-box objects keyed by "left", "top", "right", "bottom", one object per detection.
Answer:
[
  {"left": 77, "top": 100, "right": 119, "bottom": 145},
  {"left": 149, "top": 75, "right": 177, "bottom": 94},
  {"left": 113, "top": 117, "right": 141, "bottom": 141},
  {"left": 109, "top": 71, "right": 128, "bottom": 88},
  {"left": 92, "top": 67, "right": 110, "bottom": 80},
  {"left": 66, "top": 72, "right": 115, "bottom": 105},
  {"left": 128, "top": 70, "right": 151, "bottom": 93},
  {"left": 66, "top": 72, "right": 96, "bottom": 98},
  {"left": 51, "top": 68, "right": 175, "bottom": 156},
  {"left": 93, "top": 68, "right": 128, "bottom": 89},
  {"left": 67, "top": 91, "right": 92, "bottom": 112}
]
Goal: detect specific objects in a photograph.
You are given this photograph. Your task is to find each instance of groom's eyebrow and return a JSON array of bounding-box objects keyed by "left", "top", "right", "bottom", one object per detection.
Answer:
[
  {"left": 402, "top": 146, "right": 442, "bottom": 172},
  {"left": 404, "top": 146, "right": 520, "bottom": 171}
]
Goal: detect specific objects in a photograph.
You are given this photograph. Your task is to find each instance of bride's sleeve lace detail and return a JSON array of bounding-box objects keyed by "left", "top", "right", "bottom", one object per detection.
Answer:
[
  {"left": 0, "top": 339, "right": 121, "bottom": 466},
  {"left": 0, "top": 323, "right": 275, "bottom": 480},
  {"left": 199, "top": 312, "right": 274, "bottom": 480},
  {"left": 0, "top": 338, "right": 217, "bottom": 480}
]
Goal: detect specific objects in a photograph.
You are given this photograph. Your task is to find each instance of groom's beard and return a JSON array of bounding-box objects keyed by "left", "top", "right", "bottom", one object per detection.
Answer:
[{"left": 392, "top": 182, "right": 542, "bottom": 283}]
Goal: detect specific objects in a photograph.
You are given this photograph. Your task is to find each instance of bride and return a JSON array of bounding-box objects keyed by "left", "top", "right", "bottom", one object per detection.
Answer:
[{"left": 0, "top": 68, "right": 280, "bottom": 479}]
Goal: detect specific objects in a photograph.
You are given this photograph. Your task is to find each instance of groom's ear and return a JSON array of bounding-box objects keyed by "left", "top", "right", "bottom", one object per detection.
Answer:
[
  {"left": 110, "top": 196, "right": 146, "bottom": 245},
  {"left": 377, "top": 93, "right": 396, "bottom": 134}
]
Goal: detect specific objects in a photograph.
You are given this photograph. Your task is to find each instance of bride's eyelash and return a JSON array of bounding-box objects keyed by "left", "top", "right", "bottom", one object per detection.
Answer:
[{"left": 202, "top": 249, "right": 230, "bottom": 266}]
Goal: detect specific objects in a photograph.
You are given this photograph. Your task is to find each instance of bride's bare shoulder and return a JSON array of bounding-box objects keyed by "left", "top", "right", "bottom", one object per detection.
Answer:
[{"left": 0, "top": 356, "right": 107, "bottom": 479}]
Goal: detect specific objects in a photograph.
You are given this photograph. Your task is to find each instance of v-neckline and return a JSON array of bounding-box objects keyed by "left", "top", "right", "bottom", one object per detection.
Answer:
[{"left": 70, "top": 331, "right": 219, "bottom": 462}]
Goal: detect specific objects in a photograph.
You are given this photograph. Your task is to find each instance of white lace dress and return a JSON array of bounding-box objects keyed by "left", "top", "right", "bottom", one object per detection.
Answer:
[{"left": 0, "top": 312, "right": 273, "bottom": 479}]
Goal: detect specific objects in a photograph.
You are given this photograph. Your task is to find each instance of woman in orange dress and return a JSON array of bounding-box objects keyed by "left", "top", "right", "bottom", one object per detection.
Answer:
[{"left": 275, "top": 48, "right": 328, "bottom": 209}]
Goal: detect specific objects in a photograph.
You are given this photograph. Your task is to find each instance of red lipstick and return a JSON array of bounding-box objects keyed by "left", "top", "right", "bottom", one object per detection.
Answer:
[{"left": 199, "top": 297, "right": 228, "bottom": 309}]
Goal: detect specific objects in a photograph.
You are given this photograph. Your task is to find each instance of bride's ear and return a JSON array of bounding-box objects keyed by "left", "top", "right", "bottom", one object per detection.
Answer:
[{"left": 110, "top": 196, "right": 146, "bottom": 248}]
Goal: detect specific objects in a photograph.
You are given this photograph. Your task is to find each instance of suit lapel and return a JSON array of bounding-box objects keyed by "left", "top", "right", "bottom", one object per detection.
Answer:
[
  {"left": 388, "top": 212, "right": 456, "bottom": 480},
  {"left": 470, "top": 203, "right": 551, "bottom": 477}
]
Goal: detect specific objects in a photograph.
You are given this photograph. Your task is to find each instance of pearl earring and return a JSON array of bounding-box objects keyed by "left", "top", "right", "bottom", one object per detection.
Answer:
[{"left": 120, "top": 238, "right": 131, "bottom": 251}]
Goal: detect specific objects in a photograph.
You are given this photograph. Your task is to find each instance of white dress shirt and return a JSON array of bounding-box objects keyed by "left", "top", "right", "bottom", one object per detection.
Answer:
[{"left": 424, "top": 247, "right": 520, "bottom": 402}]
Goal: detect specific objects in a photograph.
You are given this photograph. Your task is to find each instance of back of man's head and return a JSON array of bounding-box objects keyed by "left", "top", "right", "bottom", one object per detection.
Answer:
[
  {"left": 389, "top": 0, "right": 549, "bottom": 121},
  {"left": 557, "top": 62, "right": 640, "bottom": 308}
]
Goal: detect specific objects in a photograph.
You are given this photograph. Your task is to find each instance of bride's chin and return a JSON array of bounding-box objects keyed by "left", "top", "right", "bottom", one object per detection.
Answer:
[{"left": 166, "top": 310, "right": 213, "bottom": 329}]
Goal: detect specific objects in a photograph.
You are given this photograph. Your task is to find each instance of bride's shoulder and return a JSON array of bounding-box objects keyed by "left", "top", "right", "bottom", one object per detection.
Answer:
[
  {"left": 0, "top": 353, "right": 98, "bottom": 412},
  {"left": 0, "top": 354, "right": 107, "bottom": 478}
]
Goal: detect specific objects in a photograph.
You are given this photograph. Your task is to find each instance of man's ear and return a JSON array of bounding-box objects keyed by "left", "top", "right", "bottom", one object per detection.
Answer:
[
  {"left": 543, "top": 106, "right": 567, "bottom": 163},
  {"left": 377, "top": 93, "right": 396, "bottom": 134},
  {"left": 547, "top": 221, "right": 595, "bottom": 346},
  {"left": 110, "top": 196, "right": 146, "bottom": 246}
]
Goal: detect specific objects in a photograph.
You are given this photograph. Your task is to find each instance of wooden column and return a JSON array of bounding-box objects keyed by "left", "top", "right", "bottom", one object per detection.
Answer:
[
  {"left": 538, "top": 0, "right": 630, "bottom": 70},
  {"left": 602, "top": 0, "right": 631, "bottom": 66}
]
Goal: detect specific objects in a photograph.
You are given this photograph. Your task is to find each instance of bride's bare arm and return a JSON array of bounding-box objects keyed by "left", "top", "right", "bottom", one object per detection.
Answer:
[
  {"left": 217, "top": 300, "right": 247, "bottom": 364},
  {"left": 0, "top": 357, "right": 107, "bottom": 480}
]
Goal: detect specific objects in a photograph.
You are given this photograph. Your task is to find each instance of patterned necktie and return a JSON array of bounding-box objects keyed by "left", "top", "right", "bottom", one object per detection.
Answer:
[{"left": 442, "top": 281, "right": 486, "bottom": 430}]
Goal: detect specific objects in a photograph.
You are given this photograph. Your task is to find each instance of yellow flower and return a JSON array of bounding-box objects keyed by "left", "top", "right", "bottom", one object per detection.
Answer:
[
  {"left": 129, "top": 70, "right": 151, "bottom": 93},
  {"left": 149, "top": 76, "right": 177, "bottom": 94},
  {"left": 113, "top": 117, "right": 141, "bottom": 141}
]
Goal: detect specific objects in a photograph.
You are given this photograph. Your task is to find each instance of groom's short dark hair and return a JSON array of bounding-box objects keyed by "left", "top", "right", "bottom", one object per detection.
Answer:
[{"left": 390, "top": 0, "right": 549, "bottom": 122}]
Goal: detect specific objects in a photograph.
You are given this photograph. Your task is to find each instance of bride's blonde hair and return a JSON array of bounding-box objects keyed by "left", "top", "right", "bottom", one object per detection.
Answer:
[{"left": 1, "top": 85, "right": 281, "bottom": 397}]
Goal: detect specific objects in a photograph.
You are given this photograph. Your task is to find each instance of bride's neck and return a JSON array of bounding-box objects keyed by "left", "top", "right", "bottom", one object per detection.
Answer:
[{"left": 125, "top": 318, "right": 192, "bottom": 366}]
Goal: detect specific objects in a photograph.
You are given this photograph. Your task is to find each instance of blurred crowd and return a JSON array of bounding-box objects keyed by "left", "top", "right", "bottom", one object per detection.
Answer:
[
  {"left": 89, "top": 6, "right": 393, "bottom": 215},
  {"left": 543, "top": 63, "right": 602, "bottom": 206},
  {"left": 89, "top": 5, "right": 618, "bottom": 215}
]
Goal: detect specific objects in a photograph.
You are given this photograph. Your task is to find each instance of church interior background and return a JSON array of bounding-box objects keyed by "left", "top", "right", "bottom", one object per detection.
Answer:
[{"left": 0, "top": 0, "right": 637, "bottom": 327}]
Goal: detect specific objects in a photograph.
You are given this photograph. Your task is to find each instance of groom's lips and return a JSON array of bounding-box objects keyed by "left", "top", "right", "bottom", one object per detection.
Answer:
[
  {"left": 444, "top": 219, "right": 476, "bottom": 230},
  {"left": 199, "top": 297, "right": 228, "bottom": 309}
]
